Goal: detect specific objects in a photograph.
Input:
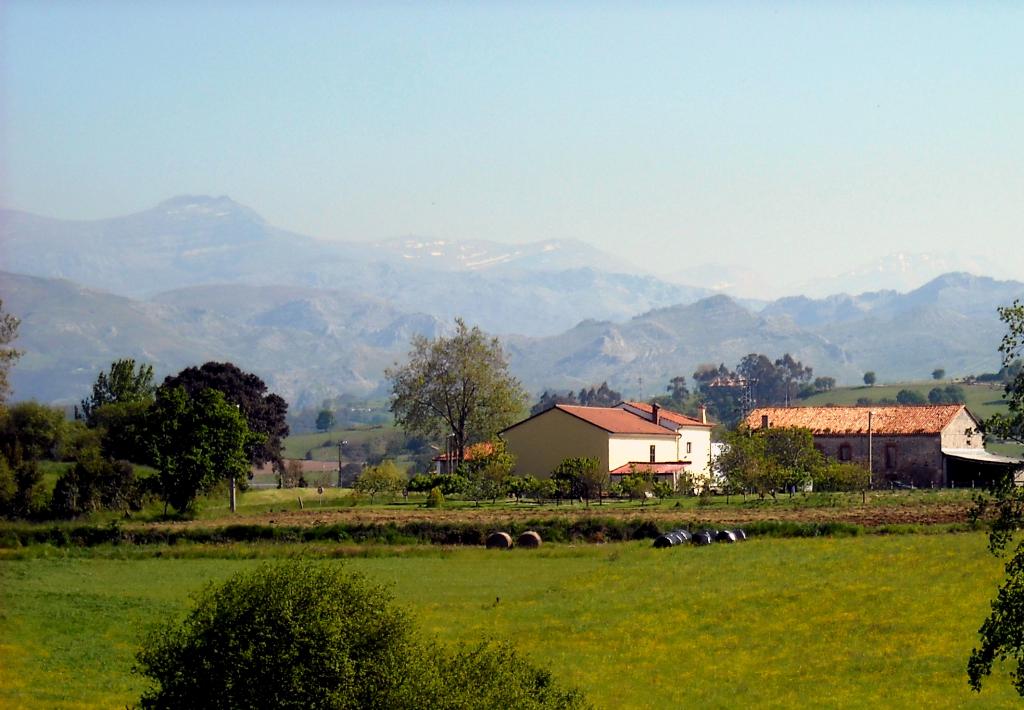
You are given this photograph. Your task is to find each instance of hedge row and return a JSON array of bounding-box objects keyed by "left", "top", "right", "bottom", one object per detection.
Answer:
[{"left": 0, "top": 517, "right": 947, "bottom": 549}]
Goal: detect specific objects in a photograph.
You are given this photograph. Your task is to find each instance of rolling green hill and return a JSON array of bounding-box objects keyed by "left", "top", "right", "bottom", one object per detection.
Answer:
[{"left": 799, "top": 380, "right": 1009, "bottom": 418}]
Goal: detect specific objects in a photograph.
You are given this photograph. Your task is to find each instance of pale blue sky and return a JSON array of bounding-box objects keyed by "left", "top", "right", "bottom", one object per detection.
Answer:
[{"left": 2, "top": 2, "right": 1022, "bottom": 291}]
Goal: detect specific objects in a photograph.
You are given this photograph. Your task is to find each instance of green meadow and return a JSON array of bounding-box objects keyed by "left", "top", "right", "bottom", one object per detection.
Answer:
[
  {"left": 1, "top": 534, "right": 1020, "bottom": 709},
  {"left": 800, "top": 380, "right": 1009, "bottom": 419}
]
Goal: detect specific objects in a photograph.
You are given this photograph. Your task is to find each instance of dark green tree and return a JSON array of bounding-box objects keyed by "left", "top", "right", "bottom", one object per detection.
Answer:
[
  {"left": 387, "top": 318, "right": 527, "bottom": 465},
  {"left": 929, "top": 385, "right": 966, "bottom": 404},
  {"left": 315, "top": 408, "right": 336, "bottom": 432},
  {"left": 968, "top": 300, "right": 1024, "bottom": 695},
  {"left": 813, "top": 376, "right": 836, "bottom": 392},
  {"left": 577, "top": 382, "right": 622, "bottom": 407},
  {"left": 762, "top": 426, "right": 824, "bottom": 496},
  {"left": 863, "top": 371, "right": 877, "bottom": 386},
  {"left": 147, "top": 386, "right": 259, "bottom": 514},
  {"left": 163, "top": 362, "right": 289, "bottom": 472},
  {"left": 896, "top": 389, "right": 927, "bottom": 405},
  {"left": 51, "top": 453, "right": 140, "bottom": 518},
  {"left": 0, "top": 401, "right": 66, "bottom": 461},
  {"left": 932, "top": 368, "right": 946, "bottom": 381},
  {"left": 90, "top": 400, "right": 152, "bottom": 463},
  {"left": 552, "top": 456, "right": 605, "bottom": 507},
  {"left": 0, "top": 299, "right": 21, "bottom": 404},
  {"left": 530, "top": 389, "right": 578, "bottom": 415},
  {"left": 80, "top": 358, "right": 156, "bottom": 425}
]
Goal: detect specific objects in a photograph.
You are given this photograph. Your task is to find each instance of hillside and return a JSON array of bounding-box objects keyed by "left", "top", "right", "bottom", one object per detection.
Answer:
[
  {"left": 0, "top": 196, "right": 709, "bottom": 335},
  {"left": 0, "top": 272, "right": 444, "bottom": 406},
  {"left": 2, "top": 268, "right": 1020, "bottom": 409}
]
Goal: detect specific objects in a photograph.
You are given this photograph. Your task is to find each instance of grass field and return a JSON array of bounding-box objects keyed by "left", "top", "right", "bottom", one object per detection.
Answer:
[
  {"left": 282, "top": 424, "right": 399, "bottom": 460},
  {"left": 1, "top": 534, "right": 1020, "bottom": 708},
  {"left": 801, "top": 380, "right": 1010, "bottom": 419}
]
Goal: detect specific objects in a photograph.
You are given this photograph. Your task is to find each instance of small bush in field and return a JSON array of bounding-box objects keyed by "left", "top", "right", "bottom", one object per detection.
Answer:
[
  {"left": 135, "top": 561, "right": 587, "bottom": 709},
  {"left": 425, "top": 486, "right": 445, "bottom": 508}
]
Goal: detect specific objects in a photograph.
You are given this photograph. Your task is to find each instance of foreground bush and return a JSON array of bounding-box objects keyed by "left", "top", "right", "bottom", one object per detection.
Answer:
[{"left": 135, "top": 561, "right": 586, "bottom": 709}]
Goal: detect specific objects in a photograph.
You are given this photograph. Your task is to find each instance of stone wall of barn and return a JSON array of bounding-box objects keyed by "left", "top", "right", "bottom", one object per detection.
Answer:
[{"left": 814, "top": 434, "right": 944, "bottom": 488}]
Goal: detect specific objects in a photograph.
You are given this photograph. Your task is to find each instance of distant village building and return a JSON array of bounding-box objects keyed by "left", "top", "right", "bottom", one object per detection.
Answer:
[
  {"left": 745, "top": 405, "right": 1021, "bottom": 488},
  {"left": 432, "top": 442, "right": 495, "bottom": 474},
  {"left": 500, "top": 401, "right": 714, "bottom": 491}
]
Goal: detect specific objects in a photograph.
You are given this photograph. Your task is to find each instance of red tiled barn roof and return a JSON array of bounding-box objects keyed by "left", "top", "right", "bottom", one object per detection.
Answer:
[
  {"left": 745, "top": 405, "right": 972, "bottom": 436},
  {"left": 622, "top": 401, "right": 713, "bottom": 428}
]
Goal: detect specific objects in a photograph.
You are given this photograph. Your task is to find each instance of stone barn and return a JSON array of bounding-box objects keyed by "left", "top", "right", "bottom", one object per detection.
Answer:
[{"left": 745, "top": 404, "right": 1021, "bottom": 488}]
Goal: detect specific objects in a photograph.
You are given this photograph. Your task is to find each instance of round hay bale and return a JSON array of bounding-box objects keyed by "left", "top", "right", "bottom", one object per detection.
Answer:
[
  {"left": 518, "top": 530, "right": 542, "bottom": 548},
  {"left": 485, "top": 531, "right": 513, "bottom": 549},
  {"left": 734, "top": 529, "right": 748, "bottom": 541},
  {"left": 653, "top": 534, "right": 674, "bottom": 548},
  {"left": 715, "top": 529, "right": 738, "bottom": 543},
  {"left": 691, "top": 531, "right": 713, "bottom": 546}
]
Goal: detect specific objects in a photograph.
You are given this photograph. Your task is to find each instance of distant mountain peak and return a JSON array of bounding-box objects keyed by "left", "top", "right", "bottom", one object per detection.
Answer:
[{"left": 154, "top": 195, "right": 263, "bottom": 222}]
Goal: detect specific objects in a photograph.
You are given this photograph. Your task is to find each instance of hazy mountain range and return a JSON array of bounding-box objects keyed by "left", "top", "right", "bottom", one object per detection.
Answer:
[{"left": 1, "top": 196, "right": 1021, "bottom": 408}]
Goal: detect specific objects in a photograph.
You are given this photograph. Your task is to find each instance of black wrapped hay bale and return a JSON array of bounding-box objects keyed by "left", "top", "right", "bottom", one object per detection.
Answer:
[
  {"left": 715, "top": 530, "right": 738, "bottom": 543},
  {"left": 653, "top": 534, "right": 674, "bottom": 548},
  {"left": 734, "top": 529, "right": 748, "bottom": 541},
  {"left": 691, "top": 531, "right": 713, "bottom": 546},
  {"left": 517, "top": 530, "right": 542, "bottom": 548},
  {"left": 653, "top": 529, "right": 692, "bottom": 548},
  {"left": 485, "top": 532, "right": 513, "bottom": 549}
]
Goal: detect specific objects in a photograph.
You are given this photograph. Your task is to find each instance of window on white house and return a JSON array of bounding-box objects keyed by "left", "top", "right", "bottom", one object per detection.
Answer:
[
  {"left": 649, "top": 445, "right": 656, "bottom": 463},
  {"left": 686, "top": 442, "right": 692, "bottom": 454}
]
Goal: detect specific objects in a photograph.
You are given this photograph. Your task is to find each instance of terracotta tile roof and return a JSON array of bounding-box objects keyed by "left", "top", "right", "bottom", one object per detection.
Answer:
[
  {"left": 432, "top": 442, "right": 495, "bottom": 462},
  {"left": 745, "top": 405, "right": 972, "bottom": 436},
  {"left": 610, "top": 461, "right": 690, "bottom": 475},
  {"left": 555, "top": 405, "right": 676, "bottom": 435},
  {"left": 621, "top": 401, "right": 713, "bottom": 428}
]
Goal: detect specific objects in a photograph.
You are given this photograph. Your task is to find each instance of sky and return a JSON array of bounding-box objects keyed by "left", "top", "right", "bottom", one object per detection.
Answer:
[{"left": 2, "top": 2, "right": 1022, "bottom": 293}]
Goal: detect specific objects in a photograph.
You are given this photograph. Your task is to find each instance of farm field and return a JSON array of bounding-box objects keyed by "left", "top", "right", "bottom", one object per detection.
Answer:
[
  {"left": 282, "top": 424, "right": 399, "bottom": 461},
  {"left": 0, "top": 534, "right": 1020, "bottom": 709},
  {"left": 17, "top": 486, "right": 985, "bottom": 532}
]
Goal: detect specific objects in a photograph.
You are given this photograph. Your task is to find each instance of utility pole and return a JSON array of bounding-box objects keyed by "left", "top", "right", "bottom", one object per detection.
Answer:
[
  {"left": 337, "top": 440, "right": 348, "bottom": 487},
  {"left": 230, "top": 403, "right": 240, "bottom": 513}
]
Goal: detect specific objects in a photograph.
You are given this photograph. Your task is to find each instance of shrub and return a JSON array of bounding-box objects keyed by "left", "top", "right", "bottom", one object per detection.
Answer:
[
  {"left": 425, "top": 486, "right": 444, "bottom": 508},
  {"left": 135, "top": 561, "right": 585, "bottom": 709}
]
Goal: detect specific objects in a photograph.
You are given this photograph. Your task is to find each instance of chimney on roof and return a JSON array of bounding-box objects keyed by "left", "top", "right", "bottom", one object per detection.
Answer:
[
  {"left": 761, "top": 414, "right": 769, "bottom": 429},
  {"left": 651, "top": 402, "right": 661, "bottom": 426},
  {"left": 699, "top": 404, "right": 707, "bottom": 425}
]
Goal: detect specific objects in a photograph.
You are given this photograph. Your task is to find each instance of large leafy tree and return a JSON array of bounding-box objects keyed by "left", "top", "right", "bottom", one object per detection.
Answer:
[
  {"left": 0, "top": 299, "right": 21, "bottom": 405},
  {"left": 969, "top": 300, "right": 1024, "bottom": 695},
  {"left": 163, "top": 362, "right": 289, "bottom": 471},
  {"left": 387, "top": 319, "right": 526, "bottom": 464},
  {"left": 80, "top": 358, "right": 156, "bottom": 425},
  {"left": 147, "top": 386, "right": 259, "bottom": 513}
]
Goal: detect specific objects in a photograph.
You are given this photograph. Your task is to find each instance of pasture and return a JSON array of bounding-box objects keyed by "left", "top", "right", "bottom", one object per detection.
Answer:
[
  {"left": 1, "top": 534, "right": 1020, "bottom": 709},
  {"left": 800, "top": 380, "right": 1010, "bottom": 420}
]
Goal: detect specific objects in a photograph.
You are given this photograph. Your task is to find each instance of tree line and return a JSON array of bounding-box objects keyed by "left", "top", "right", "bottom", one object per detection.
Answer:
[{"left": 0, "top": 354, "right": 290, "bottom": 520}]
